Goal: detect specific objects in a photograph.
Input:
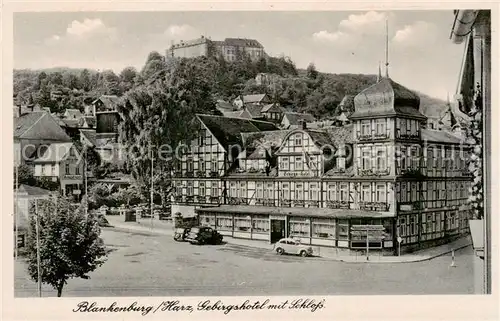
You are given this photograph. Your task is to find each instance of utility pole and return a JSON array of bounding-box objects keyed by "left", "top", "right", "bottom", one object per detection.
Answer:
[
  {"left": 15, "top": 165, "right": 19, "bottom": 260},
  {"left": 35, "top": 199, "right": 42, "bottom": 297},
  {"left": 150, "top": 145, "right": 154, "bottom": 230},
  {"left": 84, "top": 147, "right": 88, "bottom": 217}
]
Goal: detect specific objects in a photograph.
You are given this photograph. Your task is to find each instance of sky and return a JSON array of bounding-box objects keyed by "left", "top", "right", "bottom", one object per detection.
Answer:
[{"left": 13, "top": 10, "right": 465, "bottom": 100}]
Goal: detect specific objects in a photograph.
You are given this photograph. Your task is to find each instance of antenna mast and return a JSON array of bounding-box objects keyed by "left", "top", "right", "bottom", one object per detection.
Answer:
[{"left": 385, "top": 19, "right": 389, "bottom": 78}]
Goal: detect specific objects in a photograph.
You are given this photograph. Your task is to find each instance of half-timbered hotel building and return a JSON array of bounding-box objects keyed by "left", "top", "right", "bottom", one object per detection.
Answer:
[{"left": 171, "top": 75, "right": 473, "bottom": 255}]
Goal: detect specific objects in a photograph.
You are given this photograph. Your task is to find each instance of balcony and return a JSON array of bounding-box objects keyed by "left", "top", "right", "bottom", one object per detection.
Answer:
[
  {"left": 293, "top": 200, "right": 305, "bottom": 207},
  {"left": 255, "top": 199, "right": 275, "bottom": 206},
  {"left": 186, "top": 172, "right": 194, "bottom": 178},
  {"left": 398, "top": 201, "right": 421, "bottom": 211},
  {"left": 326, "top": 200, "right": 350, "bottom": 209},
  {"left": 185, "top": 195, "right": 194, "bottom": 203},
  {"left": 209, "top": 196, "right": 220, "bottom": 204},
  {"left": 357, "top": 133, "right": 389, "bottom": 141},
  {"left": 399, "top": 133, "right": 420, "bottom": 140},
  {"left": 228, "top": 197, "right": 247, "bottom": 205},
  {"left": 281, "top": 199, "right": 292, "bottom": 207},
  {"left": 196, "top": 170, "right": 206, "bottom": 178},
  {"left": 359, "top": 202, "right": 390, "bottom": 211},
  {"left": 209, "top": 171, "right": 218, "bottom": 178},
  {"left": 306, "top": 200, "right": 320, "bottom": 208},
  {"left": 357, "top": 168, "right": 391, "bottom": 177}
]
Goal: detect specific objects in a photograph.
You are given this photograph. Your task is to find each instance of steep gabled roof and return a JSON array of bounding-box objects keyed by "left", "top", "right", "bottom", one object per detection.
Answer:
[
  {"left": 421, "top": 129, "right": 466, "bottom": 144},
  {"left": 325, "top": 124, "right": 355, "bottom": 146},
  {"left": 261, "top": 103, "right": 282, "bottom": 113},
  {"left": 33, "top": 142, "right": 76, "bottom": 163},
  {"left": 242, "top": 94, "right": 267, "bottom": 104},
  {"left": 196, "top": 114, "right": 278, "bottom": 151},
  {"left": 245, "top": 104, "right": 265, "bottom": 118},
  {"left": 14, "top": 112, "right": 45, "bottom": 138},
  {"left": 282, "top": 112, "right": 315, "bottom": 125},
  {"left": 93, "top": 95, "right": 121, "bottom": 111},
  {"left": 80, "top": 129, "right": 97, "bottom": 146},
  {"left": 14, "top": 112, "right": 71, "bottom": 142},
  {"left": 64, "top": 108, "right": 83, "bottom": 119},
  {"left": 224, "top": 38, "right": 264, "bottom": 48}
]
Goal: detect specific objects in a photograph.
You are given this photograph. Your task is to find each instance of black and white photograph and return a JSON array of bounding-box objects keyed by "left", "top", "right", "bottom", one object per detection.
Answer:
[{"left": 4, "top": 4, "right": 496, "bottom": 320}]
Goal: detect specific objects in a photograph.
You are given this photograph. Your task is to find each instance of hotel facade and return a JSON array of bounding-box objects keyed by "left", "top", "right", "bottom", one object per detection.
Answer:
[{"left": 171, "top": 76, "right": 473, "bottom": 255}]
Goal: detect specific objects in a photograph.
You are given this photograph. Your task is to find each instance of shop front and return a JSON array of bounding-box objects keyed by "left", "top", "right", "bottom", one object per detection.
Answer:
[{"left": 195, "top": 205, "right": 396, "bottom": 251}]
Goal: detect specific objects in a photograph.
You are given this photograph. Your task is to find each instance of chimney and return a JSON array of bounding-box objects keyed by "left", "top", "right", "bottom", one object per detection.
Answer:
[{"left": 301, "top": 120, "right": 307, "bottom": 130}]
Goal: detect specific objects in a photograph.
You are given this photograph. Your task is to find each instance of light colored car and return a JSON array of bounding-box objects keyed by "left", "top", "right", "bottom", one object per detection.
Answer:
[{"left": 274, "top": 238, "right": 313, "bottom": 257}]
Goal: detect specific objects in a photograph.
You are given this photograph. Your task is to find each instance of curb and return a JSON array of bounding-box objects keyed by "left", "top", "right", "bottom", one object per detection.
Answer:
[{"left": 104, "top": 224, "right": 471, "bottom": 264}]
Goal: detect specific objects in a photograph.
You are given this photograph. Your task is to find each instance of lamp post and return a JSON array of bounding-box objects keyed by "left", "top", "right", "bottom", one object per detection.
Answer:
[{"left": 34, "top": 199, "right": 42, "bottom": 297}]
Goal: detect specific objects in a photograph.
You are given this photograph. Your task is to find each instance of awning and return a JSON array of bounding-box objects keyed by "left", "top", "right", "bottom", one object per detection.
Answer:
[{"left": 196, "top": 205, "right": 394, "bottom": 219}]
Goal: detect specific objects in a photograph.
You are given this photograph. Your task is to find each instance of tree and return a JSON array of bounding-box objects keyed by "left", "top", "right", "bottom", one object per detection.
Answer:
[
  {"left": 26, "top": 196, "right": 107, "bottom": 297},
  {"left": 306, "top": 63, "right": 319, "bottom": 80}
]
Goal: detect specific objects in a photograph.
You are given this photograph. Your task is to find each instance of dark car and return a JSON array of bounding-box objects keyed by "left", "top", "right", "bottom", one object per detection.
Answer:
[
  {"left": 173, "top": 227, "right": 191, "bottom": 242},
  {"left": 185, "top": 226, "right": 223, "bottom": 245}
]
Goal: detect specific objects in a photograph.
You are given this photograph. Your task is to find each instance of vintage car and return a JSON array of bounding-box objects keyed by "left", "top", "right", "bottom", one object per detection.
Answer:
[
  {"left": 173, "top": 227, "right": 191, "bottom": 242},
  {"left": 185, "top": 226, "right": 223, "bottom": 245},
  {"left": 273, "top": 238, "right": 314, "bottom": 257}
]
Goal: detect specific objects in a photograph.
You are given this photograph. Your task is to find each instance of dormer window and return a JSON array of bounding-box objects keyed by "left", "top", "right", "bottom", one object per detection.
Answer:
[{"left": 294, "top": 133, "right": 302, "bottom": 146}]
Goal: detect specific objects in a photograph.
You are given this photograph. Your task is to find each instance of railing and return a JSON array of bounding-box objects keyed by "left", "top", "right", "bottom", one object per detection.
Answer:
[
  {"left": 255, "top": 199, "right": 275, "bottom": 206},
  {"left": 398, "top": 201, "right": 422, "bottom": 211},
  {"left": 293, "top": 200, "right": 305, "bottom": 207},
  {"left": 281, "top": 199, "right": 292, "bottom": 207},
  {"left": 185, "top": 195, "right": 194, "bottom": 202},
  {"left": 357, "top": 168, "right": 390, "bottom": 177},
  {"left": 357, "top": 133, "right": 389, "bottom": 141},
  {"left": 186, "top": 172, "right": 194, "bottom": 178},
  {"left": 209, "top": 171, "right": 218, "bottom": 178},
  {"left": 399, "top": 133, "right": 420, "bottom": 139},
  {"left": 326, "top": 200, "right": 350, "bottom": 209},
  {"left": 359, "top": 202, "right": 390, "bottom": 211},
  {"left": 196, "top": 170, "right": 206, "bottom": 178},
  {"left": 228, "top": 197, "right": 247, "bottom": 205},
  {"left": 209, "top": 196, "right": 220, "bottom": 203},
  {"left": 306, "top": 200, "right": 320, "bottom": 208}
]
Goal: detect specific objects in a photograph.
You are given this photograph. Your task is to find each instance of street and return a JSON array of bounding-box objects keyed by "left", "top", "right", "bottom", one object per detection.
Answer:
[{"left": 14, "top": 228, "right": 475, "bottom": 297}]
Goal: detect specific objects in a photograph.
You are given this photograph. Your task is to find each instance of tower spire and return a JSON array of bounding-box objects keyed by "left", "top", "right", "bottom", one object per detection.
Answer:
[
  {"left": 377, "top": 61, "right": 382, "bottom": 82},
  {"left": 385, "top": 19, "right": 389, "bottom": 78}
]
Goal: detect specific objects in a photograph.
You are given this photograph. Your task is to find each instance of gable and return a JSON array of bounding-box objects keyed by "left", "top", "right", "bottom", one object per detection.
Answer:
[
  {"left": 275, "top": 130, "right": 322, "bottom": 155},
  {"left": 16, "top": 113, "right": 71, "bottom": 142}
]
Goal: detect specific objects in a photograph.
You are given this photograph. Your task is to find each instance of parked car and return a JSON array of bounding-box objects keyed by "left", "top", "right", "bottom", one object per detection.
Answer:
[
  {"left": 173, "top": 227, "right": 191, "bottom": 242},
  {"left": 273, "top": 238, "right": 313, "bottom": 257},
  {"left": 185, "top": 226, "right": 223, "bottom": 245}
]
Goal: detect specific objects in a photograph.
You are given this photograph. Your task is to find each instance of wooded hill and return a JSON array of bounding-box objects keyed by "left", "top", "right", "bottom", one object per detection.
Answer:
[{"left": 13, "top": 52, "right": 448, "bottom": 120}]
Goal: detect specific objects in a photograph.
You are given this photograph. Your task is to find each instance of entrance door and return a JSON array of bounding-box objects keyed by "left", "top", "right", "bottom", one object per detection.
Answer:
[{"left": 270, "top": 219, "right": 286, "bottom": 243}]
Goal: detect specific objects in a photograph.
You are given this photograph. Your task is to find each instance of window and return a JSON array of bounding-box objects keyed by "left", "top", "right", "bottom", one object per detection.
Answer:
[
  {"left": 289, "top": 217, "right": 310, "bottom": 237},
  {"left": 376, "top": 149, "right": 386, "bottom": 170},
  {"left": 51, "top": 165, "right": 56, "bottom": 175},
  {"left": 230, "top": 183, "right": 236, "bottom": 197},
  {"left": 340, "top": 183, "right": 348, "bottom": 201},
  {"left": 362, "top": 148, "right": 371, "bottom": 170},
  {"left": 327, "top": 184, "right": 336, "bottom": 201},
  {"left": 187, "top": 159, "right": 193, "bottom": 172},
  {"left": 376, "top": 119, "right": 386, "bottom": 135},
  {"left": 294, "top": 133, "right": 302, "bottom": 146},
  {"left": 176, "top": 181, "right": 183, "bottom": 196},
  {"left": 211, "top": 185, "right": 218, "bottom": 197},
  {"left": 234, "top": 217, "right": 251, "bottom": 232},
  {"left": 211, "top": 158, "right": 217, "bottom": 172},
  {"left": 252, "top": 215, "right": 269, "bottom": 233},
  {"left": 282, "top": 183, "right": 290, "bottom": 200},
  {"left": 295, "top": 157, "right": 303, "bottom": 170},
  {"left": 281, "top": 157, "right": 289, "bottom": 170},
  {"left": 199, "top": 133, "right": 205, "bottom": 146},
  {"left": 216, "top": 216, "right": 232, "bottom": 231},
  {"left": 199, "top": 160, "right": 205, "bottom": 172},
  {"left": 309, "top": 184, "right": 318, "bottom": 200},
  {"left": 187, "top": 182, "right": 193, "bottom": 196},
  {"left": 75, "top": 166, "right": 80, "bottom": 175},
  {"left": 65, "top": 164, "right": 70, "bottom": 175},
  {"left": 239, "top": 182, "right": 247, "bottom": 198},
  {"left": 361, "top": 184, "right": 371, "bottom": 202},
  {"left": 401, "top": 119, "right": 407, "bottom": 134},
  {"left": 361, "top": 120, "right": 370, "bottom": 135},
  {"left": 376, "top": 184, "right": 386, "bottom": 202},
  {"left": 295, "top": 184, "right": 303, "bottom": 200},
  {"left": 312, "top": 218, "right": 335, "bottom": 239},
  {"left": 264, "top": 183, "right": 273, "bottom": 199},
  {"left": 256, "top": 183, "right": 263, "bottom": 199},
  {"left": 41, "top": 165, "right": 45, "bottom": 175},
  {"left": 199, "top": 182, "right": 205, "bottom": 197}
]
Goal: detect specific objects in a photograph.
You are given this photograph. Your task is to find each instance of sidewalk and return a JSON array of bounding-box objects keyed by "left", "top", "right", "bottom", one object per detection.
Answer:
[{"left": 104, "top": 215, "right": 471, "bottom": 263}]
